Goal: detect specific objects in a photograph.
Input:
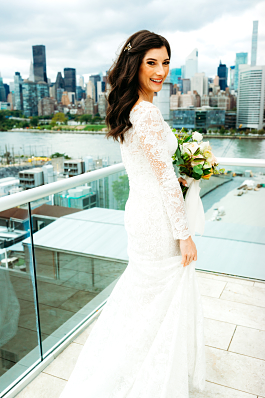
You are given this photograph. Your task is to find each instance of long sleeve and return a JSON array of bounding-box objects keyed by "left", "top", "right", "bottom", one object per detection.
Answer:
[{"left": 135, "top": 105, "right": 190, "bottom": 240}]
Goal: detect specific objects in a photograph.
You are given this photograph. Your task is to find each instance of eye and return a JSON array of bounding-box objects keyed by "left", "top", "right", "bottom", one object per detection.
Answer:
[
  {"left": 147, "top": 61, "right": 155, "bottom": 65},
  {"left": 163, "top": 61, "right": 170, "bottom": 65}
]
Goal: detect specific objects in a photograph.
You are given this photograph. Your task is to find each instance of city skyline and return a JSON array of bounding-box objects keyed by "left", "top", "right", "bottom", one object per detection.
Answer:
[{"left": 1, "top": 0, "right": 265, "bottom": 84}]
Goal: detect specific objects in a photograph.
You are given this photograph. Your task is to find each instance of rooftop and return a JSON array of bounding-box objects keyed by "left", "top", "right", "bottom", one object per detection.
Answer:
[{"left": 14, "top": 270, "right": 265, "bottom": 398}]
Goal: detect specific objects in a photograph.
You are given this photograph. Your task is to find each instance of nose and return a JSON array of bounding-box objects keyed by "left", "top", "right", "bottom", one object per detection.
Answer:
[{"left": 155, "top": 63, "right": 166, "bottom": 78}]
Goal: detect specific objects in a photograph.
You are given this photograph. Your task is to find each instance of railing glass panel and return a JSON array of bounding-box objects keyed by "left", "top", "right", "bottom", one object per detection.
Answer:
[
  {"left": 0, "top": 208, "right": 41, "bottom": 396},
  {"left": 195, "top": 163, "right": 265, "bottom": 280}
]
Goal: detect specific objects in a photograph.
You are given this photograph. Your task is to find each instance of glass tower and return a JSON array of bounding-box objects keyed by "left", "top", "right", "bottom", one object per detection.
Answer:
[
  {"left": 234, "top": 53, "right": 248, "bottom": 91},
  {"left": 22, "top": 81, "right": 38, "bottom": 117},
  {"left": 0, "top": 73, "right": 6, "bottom": 102},
  {"left": 251, "top": 21, "right": 258, "bottom": 66},
  {"left": 89, "top": 75, "right": 101, "bottom": 103},
  {"left": 32, "top": 45, "right": 47, "bottom": 83},
  {"left": 14, "top": 72, "right": 23, "bottom": 110},
  {"left": 217, "top": 61, "right": 228, "bottom": 91},
  {"left": 185, "top": 49, "right": 198, "bottom": 79},
  {"left": 64, "top": 68, "right": 76, "bottom": 94}
]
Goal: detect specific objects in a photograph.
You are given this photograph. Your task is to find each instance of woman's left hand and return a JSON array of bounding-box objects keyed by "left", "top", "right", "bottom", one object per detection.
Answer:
[{"left": 178, "top": 177, "right": 187, "bottom": 187}]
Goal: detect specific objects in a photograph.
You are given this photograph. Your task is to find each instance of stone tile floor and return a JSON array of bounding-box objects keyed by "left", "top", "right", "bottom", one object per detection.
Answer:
[{"left": 15, "top": 271, "right": 265, "bottom": 398}]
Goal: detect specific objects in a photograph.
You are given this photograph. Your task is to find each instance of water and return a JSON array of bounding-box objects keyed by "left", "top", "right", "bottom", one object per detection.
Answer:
[{"left": 1, "top": 131, "right": 265, "bottom": 163}]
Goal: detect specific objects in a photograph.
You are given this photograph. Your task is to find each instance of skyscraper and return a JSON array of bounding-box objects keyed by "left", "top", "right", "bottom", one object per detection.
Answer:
[
  {"left": 185, "top": 49, "right": 198, "bottom": 79},
  {"left": 191, "top": 72, "right": 208, "bottom": 97},
  {"left": 89, "top": 75, "right": 101, "bottom": 103},
  {"left": 229, "top": 66, "right": 235, "bottom": 91},
  {"left": 64, "top": 68, "right": 76, "bottom": 93},
  {"left": 55, "top": 72, "right": 65, "bottom": 99},
  {"left": 79, "top": 75, "right": 85, "bottom": 89},
  {"left": 0, "top": 73, "right": 6, "bottom": 102},
  {"left": 251, "top": 21, "right": 258, "bottom": 66},
  {"left": 86, "top": 80, "right": 95, "bottom": 101},
  {"left": 22, "top": 80, "right": 38, "bottom": 117},
  {"left": 32, "top": 45, "right": 47, "bottom": 83},
  {"left": 234, "top": 53, "right": 248, "bottom": 90},
  {"left": 170, "top": 68, "right": 182, "bottom": 85},
  {"left": 14, "top": 72, "right": 23, "bottom": 110},
  {"left": 217, "top": 61, "right": 228, "bottom": 91},
  {"left": 29, "top": 61, "right": 34, "bottom": 82},
  {"left": 237, "top": 64, "right": 265, "bottom": 130}
]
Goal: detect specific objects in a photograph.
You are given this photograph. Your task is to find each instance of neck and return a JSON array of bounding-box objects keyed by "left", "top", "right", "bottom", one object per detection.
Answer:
[{"left": 138, "top": 90, "right": 154, "bottom": 103}]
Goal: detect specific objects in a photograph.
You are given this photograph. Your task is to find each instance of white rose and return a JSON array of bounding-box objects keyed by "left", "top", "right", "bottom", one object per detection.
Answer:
[
  {"left": 192, "top": 131, "right": 203, "bottom": 142},
  {"left": 199, "top": 141, "right": 210, "bottom": 152},
  {"left": 182, "top": 142, "right": 199, "bottom": 155}
]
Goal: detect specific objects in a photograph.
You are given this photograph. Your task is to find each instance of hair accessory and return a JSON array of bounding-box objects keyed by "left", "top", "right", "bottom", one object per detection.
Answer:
[{"left": 124, "top": 42, "right": 132, "bottom": 52}]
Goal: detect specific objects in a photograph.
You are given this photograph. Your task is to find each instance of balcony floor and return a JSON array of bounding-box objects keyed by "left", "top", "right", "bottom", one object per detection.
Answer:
[{"left": 15, "top": 270, "right": 265, "bottom": 398}]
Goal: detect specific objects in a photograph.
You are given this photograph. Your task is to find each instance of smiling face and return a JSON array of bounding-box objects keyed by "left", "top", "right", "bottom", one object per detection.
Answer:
[{"left": 138, "top": 46, "right": 170, "bottom": 96}]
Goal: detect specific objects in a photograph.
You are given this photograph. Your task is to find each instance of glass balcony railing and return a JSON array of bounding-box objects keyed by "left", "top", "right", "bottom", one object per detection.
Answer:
[{"left": 0, "top": 158, "right": 264, "bottom": 397}]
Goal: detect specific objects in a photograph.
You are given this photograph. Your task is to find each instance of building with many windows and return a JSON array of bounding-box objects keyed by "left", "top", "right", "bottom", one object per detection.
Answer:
[
  {"left": 14, "top": 72, "right": 23, "bottom": 110},
  {"left": 0, "top": 73, "right": 6, "bottom": 102},
  {"left": 64, "top": 68, "right": 76, "bottom": 94},
  {"left": 171, "top": 108, "right": 225, "bottom": 130},
  {"left": 32, "top": 45, "right": 47, "bottom": 83},
  {"left": 22, "top": 80, "right": 38, "bottom": 116},
  {"left": 89, "top": 75, "right": 101, "bottom": 103},
  {"left": 237, "top": 65, "right": 265, "bottom": 130},
  {"left": 251, "top": 21, "right": 258, "bottom": 67},
  {"left": 217, "top": 62, "right": 228, "bottom": 91},
  {"left": 234, "top": 53, "right": 248, "bottom": 91},
  {"left": 38, "top": 97, "right": 55, "bottom": 116},
  {"left": 191, "top": 72, "right": 208, "bottom": 97},
  {"left": 182, "top": 79, "right": 191, "bottom": 94}
]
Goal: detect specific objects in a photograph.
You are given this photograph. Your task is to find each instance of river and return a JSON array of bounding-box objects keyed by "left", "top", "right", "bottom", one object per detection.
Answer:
[{"left": 1, "top": 131, "right": 265, "bottom": 164}]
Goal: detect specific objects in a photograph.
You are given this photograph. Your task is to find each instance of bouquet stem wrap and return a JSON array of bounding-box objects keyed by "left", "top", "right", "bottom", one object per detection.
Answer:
[{"left": 183, "top": 176, "right": 205, "bottom": 237}]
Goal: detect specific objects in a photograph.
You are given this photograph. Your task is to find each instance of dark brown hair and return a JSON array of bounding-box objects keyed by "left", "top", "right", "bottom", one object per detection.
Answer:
[{"left": 105, "top": 30, "right": 171, "bottom": 143}]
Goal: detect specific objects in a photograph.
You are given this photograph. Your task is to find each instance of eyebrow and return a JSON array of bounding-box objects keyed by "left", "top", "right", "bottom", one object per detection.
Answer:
[{"left": 146, "top": 58, "right": 170, "bottom": 61}]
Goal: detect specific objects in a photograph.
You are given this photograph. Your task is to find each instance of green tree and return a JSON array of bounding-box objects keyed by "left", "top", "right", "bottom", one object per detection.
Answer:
[
  {"left": 52, "top": 112, "right": 68, "bottom": 124},
  {"left": 112, "top": 175, "right": 129, "bottom": 210},
  {"left": 30, "top": 116, "right": 39, "bottom": 127},
  {"left": 80, "top": 114, "right": 92, "bottom": 123}
]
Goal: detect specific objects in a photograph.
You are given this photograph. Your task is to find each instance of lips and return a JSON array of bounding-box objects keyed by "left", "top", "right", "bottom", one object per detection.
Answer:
[{"left": 150, "top": 78, "right": 163, "bottom": 84}]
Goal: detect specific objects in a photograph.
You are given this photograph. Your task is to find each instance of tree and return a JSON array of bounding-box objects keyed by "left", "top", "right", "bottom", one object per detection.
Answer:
[
  {"left": 30, "top": 116, "right": 39, "bottom": 127},
  {"left": 80, "top": 114, "right": 92, "bottom": 124},
  {"left": 52, "top": 112, "right": 68, "bottom": 124},
  {"left": 112, "top": 175, "right": 129, "bottom": 210}
]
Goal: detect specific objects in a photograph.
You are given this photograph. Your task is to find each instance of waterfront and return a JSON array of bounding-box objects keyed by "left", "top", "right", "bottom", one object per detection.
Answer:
[{"left": 1, "top": 131, "right": 265, "bottom": 164}]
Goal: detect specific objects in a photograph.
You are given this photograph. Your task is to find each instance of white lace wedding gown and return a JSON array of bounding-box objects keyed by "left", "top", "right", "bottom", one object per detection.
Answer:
[{"left": 59, "top": 101, "right": 205, "bottom": 398}]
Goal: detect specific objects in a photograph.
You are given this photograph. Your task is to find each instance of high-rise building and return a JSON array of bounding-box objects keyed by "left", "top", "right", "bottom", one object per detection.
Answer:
[
  {"left": 86, "top": 80, "right": 95, "bottom": 101},
  {"left": 37, "top": 82, "right": 49, "bottom": 101},
  {"left": 14, "top": 72, "right": 23, "bottom": 110},
  {"left": 229, "top": 66, "right": 235, "bottom": 91},
  {"left": 29, "top": 61, "right": 34, "bottom": 82},
  {"left": 4, "top": 84, "right": 10, "bottom": 99},
  {"left": 237, "top": 64, "right": 265, "bottom": 130},
  {"left": 61, "top": 91, "right": 70, "bottom": 106},
  {"left": 32, "top": 45, "right": 47, "bottom": 83},
  {"left": 55, "top": 72, "right": 65, "bottom": 100},
  {"left": 251, "top": 21, "right": 258, "bottom": 66},
  {"left": 22, "top": 80, "right": 38, "bottom": 117},
  {"left": 152, "top": 74, "right": 171, "bottom": 120},
  {"left": 38, "top": 97, "right": 55, "bottom": 116},
  {"left": 89, "top": 75, "right": 101, "bottom": 103},
  {"left": 181, "top": 65, "right": 185, "bottom": 79},
  {"left": 0, "top": 73, "right": 6, "bottom": 102},
  {"left": 191, "top": 72, "right": 208, "bottom": 97},
  {"left": 78, "top": 75, "right": 84, "bottom": 89},
  {"left": 234, "top": 53, "right": 248, "bottom": 90},
  {"left": 217, "top": 62, "right": 228, "bottom": 91},
  {"left": 182, "top": 79, "right": 191, "bottom": 94},
  {"left": 57, "top": 88, "right": 64, "bottom": 103},
  {"left": 185, "top": 49, "right": 198, "bottom": 79},
  {"left": 64, "top": 68, "right": 76, "bottom": 94},
  {"left": 96, "top": 81, "right": 106, "bottom": 102},
  {"left": 98, "top": 94, "right": 108, "bottom": 118},
  {"left": 84, "top": 96, "right": 94, "bottom": 115},
  {"left": 170, "top": 68, "right": 182, "bottom": 85}
]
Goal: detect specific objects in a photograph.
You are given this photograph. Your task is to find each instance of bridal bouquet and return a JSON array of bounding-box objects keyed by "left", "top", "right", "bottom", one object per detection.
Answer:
[{"left": 172, "top": 129, "right": 225, "bottom": 236}]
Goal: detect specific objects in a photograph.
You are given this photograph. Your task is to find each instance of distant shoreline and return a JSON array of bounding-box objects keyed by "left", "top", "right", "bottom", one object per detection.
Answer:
[{"left": 3, "top": 129, "right": 265, "bottom": 139}]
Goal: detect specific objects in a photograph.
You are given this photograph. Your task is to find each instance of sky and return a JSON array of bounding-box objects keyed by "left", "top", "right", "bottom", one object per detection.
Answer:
[{"left": 1, "top": 0, "right": 265, "bottom": 85}]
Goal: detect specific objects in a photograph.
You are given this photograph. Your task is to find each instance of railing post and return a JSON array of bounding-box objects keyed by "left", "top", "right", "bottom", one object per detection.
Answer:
[{"left": 28, "top": 201, "right": 43, "bottom": 361}]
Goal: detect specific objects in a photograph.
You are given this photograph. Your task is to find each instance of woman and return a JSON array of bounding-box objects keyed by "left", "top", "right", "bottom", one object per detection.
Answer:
[{"left": 60, "top": 30, "right": 205, "bottom": 398}]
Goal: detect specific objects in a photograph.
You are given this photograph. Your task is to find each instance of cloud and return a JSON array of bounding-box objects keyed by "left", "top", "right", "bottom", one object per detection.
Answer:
[{"left": 1, "top": 0, "right": 264, "bottom": 83}]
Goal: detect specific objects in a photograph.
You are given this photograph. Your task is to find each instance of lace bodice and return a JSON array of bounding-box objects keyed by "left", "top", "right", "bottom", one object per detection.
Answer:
[{"left": 120, "top": 101, "right": 190, "bottom": 240}]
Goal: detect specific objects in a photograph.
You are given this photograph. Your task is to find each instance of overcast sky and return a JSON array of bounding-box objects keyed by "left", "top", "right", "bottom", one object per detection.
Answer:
[{"left": 1, "top": 0, "right": 265, "bottom": 85}]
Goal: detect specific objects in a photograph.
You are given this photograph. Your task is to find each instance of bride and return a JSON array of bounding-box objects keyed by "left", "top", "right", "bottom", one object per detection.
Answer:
[{"left": 60, "top": 30, "right": 205, "bottom": 398}]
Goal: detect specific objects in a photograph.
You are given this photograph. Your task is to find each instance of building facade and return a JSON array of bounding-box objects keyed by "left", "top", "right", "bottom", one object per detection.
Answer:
[
  {"left": 32, "top": 45, "right": 47, "bottom": 83},
  {"left": 191, "top": 72, "right": 208, "bottom": 97},
  {"left": 237, "top": 65, "right": 265, "bottom": 130},
  {"left": 38, "top": 97, "right": 55, "bottom": 116},
  {"left": 251, "top": 21, "right": 258, "bottom": 67},
  {"left": 234, "top": 53, "right": 248, "bottom": 91},
  {"left": 14, "top": 72, "right": 23, "bottom": 110},
  {"left": 84, "top": 96, "right": 94, "bottom": 115},
  {"left": 89, "top": 75, "right": 101, "bottom": 103},
  {"left": 217, "top": 62, "right": 228, "bottom": 91},
  {"left": 22, "top": 80, "right": 38, "bottom": 117},
  {"left": 182, "top": 79, "right": 191, "bottom": 94},
  {"left": 185, "top": 48, "right": 198, "bottom": 79},
  {"left": 98, "top": 94, "right": 108, "bottom": 118},
  {"left": 64, "top": 68, "right": 76, "bottom": 94}
]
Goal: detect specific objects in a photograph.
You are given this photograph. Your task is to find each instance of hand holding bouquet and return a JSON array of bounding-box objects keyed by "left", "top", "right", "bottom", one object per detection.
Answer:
[{"left": 172, "top": 129, "right": 225, "bottom": 199}]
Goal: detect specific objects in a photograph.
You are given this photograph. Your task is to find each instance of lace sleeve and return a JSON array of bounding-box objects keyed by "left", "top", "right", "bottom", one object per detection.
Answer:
[{"left": 136, "top": 105, "right": 190, "bottom": 240}]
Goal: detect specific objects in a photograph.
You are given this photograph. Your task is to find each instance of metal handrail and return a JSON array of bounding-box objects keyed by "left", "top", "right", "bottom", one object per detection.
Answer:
[
  {"left": 0, "top": 163, "right": 125, "bottom": 212},
  {"left": 0, "top": 157, "right": 264, "bottom": 212}
]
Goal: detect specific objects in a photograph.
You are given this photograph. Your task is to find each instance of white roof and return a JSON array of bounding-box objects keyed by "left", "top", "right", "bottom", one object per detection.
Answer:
[{"left": 23, "top": 207, "right": 128, "bottom": 262}]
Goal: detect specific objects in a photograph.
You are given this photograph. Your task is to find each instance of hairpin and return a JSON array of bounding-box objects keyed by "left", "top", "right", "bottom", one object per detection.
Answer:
[{"left": 124, "top": 42, "right": 132, "bottom": 52}]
